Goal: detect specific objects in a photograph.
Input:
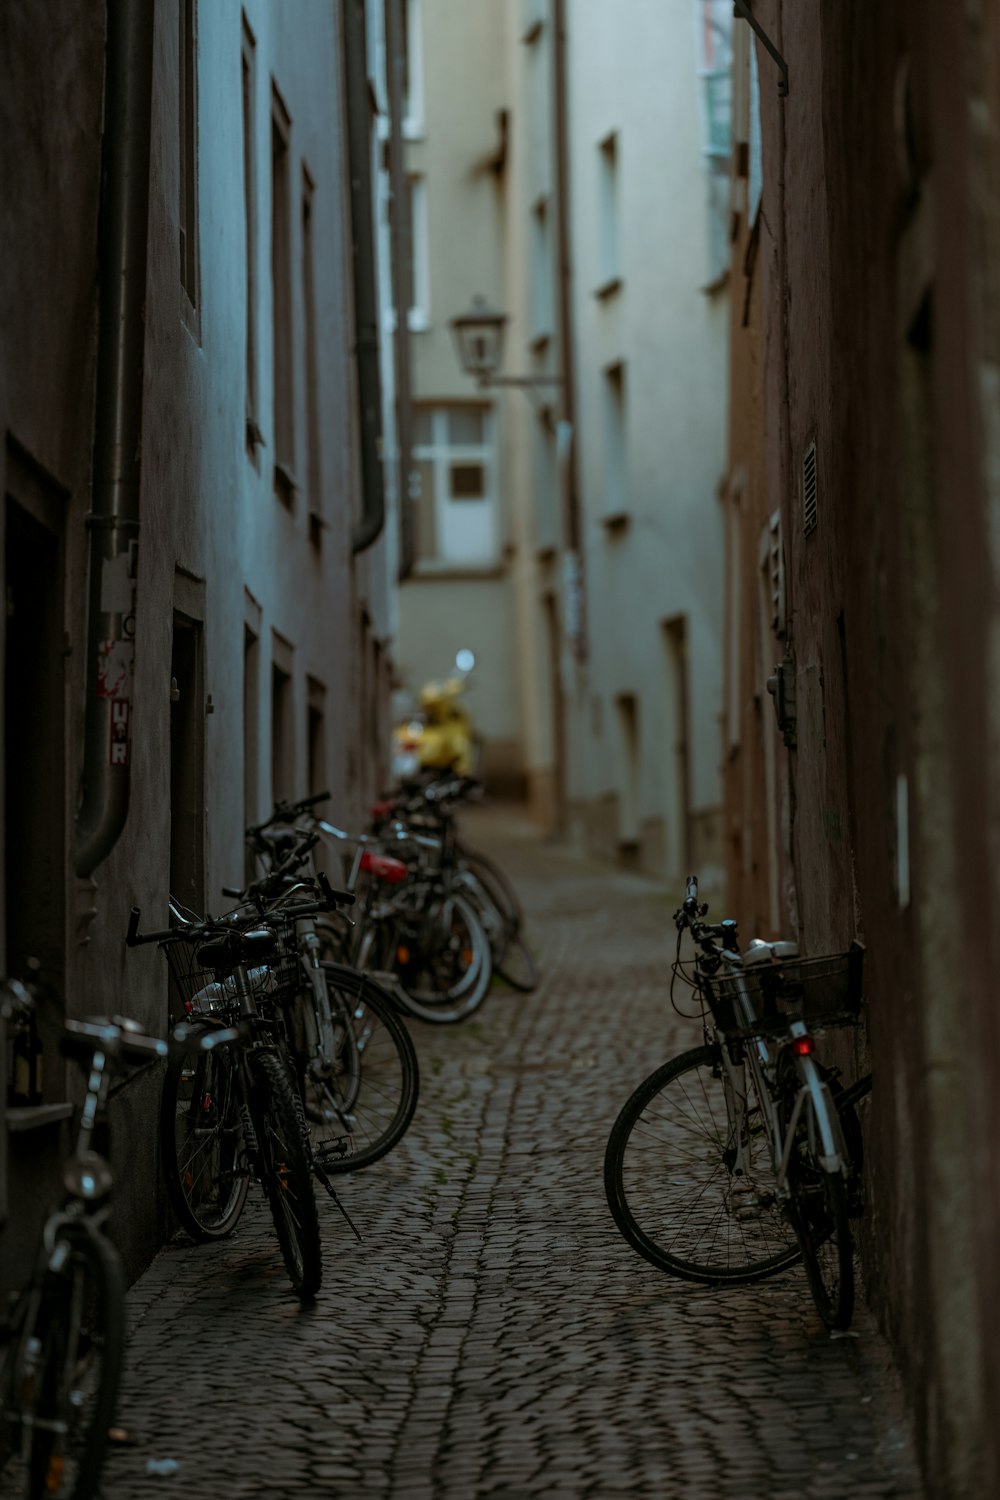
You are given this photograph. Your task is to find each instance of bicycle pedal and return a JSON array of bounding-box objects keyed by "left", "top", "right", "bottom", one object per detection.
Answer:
[{"left": 316, "top": 1138, "right": 350, "bottom": 1160}]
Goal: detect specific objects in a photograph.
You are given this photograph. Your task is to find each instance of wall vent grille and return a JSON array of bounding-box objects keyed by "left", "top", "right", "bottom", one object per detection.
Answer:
[{"left": 803, "top": 442, "right": 818, "bottom": 536}]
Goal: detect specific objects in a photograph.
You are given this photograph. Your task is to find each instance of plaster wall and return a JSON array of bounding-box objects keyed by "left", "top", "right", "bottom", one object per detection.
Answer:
[
  {"left": 566, "top": 0, "right": 727, "bottom": 879},
  {"left": 0, "top": 0, "right": 382, "bottom": 1291},
  {"left": 747, "top": 2, "right": 1000, "bottom": 1492}
]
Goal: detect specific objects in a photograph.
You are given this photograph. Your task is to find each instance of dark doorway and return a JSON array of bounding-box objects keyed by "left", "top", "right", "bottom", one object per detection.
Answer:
[
  {"left": 170, "top": 615, "right": 205, "bottom": 916},
  {"left": 4, "top": 497, "right": 65, "bottom": 1099}
]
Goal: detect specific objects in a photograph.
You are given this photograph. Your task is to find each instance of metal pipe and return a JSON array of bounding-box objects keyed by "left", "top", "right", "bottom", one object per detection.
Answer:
[
  {"left": 384, "top": 0, "right": 414, "bottom": 578},
  {"left": 552, "top": 0, "right": 585, "bottom": 652},
  {"left": 343, "top": 0, "right": 387, "bottom": 555},
  {"left": 75, "top": 0, "right": 155, "bottom": 877}
]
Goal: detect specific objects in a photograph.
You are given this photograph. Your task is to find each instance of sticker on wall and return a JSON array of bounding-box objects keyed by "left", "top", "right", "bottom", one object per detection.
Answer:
[
  {"left": 97, "top": 638, "right": 134, "bottom": 700},
  {"left": 109, "top": 699, "right": 130, "bottom": 766}
]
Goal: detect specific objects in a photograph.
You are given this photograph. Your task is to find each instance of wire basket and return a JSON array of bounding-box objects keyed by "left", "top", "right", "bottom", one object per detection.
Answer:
[
  {"left": 704, "top": 946, "right": 864, "bottom": 1040},
  {"left": 161, "top": 935, "right": 290, "bottom": 1028}
]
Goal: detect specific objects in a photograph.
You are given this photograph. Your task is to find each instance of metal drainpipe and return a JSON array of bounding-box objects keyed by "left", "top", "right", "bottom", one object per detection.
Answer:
[
  {"left": 552, "top": 0, "right": 584, "bottom": 654},
  {"left": 385, "top": 0, "right": 414, "bottom": 579},
  {"left": 75, "top": 0, "right": 155, "bottom": 878},
  {"left": 343, "top": 0, "right": 387, "bottom": 556}
]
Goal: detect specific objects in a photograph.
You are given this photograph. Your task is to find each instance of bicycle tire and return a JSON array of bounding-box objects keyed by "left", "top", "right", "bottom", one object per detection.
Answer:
[
  {"left": 457, "top": 869, "right": 511, "bottom": 967},
  {"left": 2, "top": 1224, "right": 125, "bottom": 1500},
  {"left": 387, "top": 891, "right": 493, "bottom": 1023},
  {"left": 604, "top": 1043, "right": 802, "bottom": 1283},
  {"left": 780, "top": 1064, "right": 855, "bottom": 1329},
  {"left": 159, "top": 1025, "right": 250, "bottom": 1241},
  {"left": 251, "top": 1047, "right": 323, "bottom": 1300},
  {"left": 495, "top": 933, "right": 539, "bottom": 993},
  {"left": 300, "top": 964, "right": 419, "bottom": 1173},
  {"left": 458, "top": 846, "right": 523, "bottom": 935}
]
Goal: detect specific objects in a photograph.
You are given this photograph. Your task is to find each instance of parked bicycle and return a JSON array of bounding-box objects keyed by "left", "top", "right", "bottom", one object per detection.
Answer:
[
  {"left": 0, "top": 973, "right": 171, "bottom": 1499},
  {"left": 603, "top": 877, "right": 871, "bottom": 1330},
  {"left": 127, "top": 887, "right": 347, "bottom": 1301},
  {"left": 248, "top": 792, "right": 494, "bottom": 1024},
  {"left": 372, "top": 773, "right": 539, "bottom": 994},
  {"left": 226, "top": 812, "right": 419, "bottom": 1172}
]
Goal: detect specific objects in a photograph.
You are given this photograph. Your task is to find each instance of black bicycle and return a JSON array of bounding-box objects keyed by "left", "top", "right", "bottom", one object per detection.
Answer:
[
  {"left": 0, "top": 975, "right": 168, "bottom": 1499},
  {"left": 128, "top": 891, "right": 344, "bottom": 1300}
]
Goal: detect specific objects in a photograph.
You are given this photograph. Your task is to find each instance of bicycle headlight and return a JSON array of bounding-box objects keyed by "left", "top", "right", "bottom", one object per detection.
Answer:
[{"left": 63, "top": 1150, "right": 113, "bottom": 1202}]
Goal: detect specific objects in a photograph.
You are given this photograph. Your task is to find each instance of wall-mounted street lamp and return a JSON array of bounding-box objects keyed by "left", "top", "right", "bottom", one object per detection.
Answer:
[{"left": 449, "top": 296, "right": 564, "bottom": 398}]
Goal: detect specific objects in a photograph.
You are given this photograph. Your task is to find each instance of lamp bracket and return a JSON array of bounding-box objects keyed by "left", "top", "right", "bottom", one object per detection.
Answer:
[{"left": 732, "top": 0, "right": 788, "bottom": 97}]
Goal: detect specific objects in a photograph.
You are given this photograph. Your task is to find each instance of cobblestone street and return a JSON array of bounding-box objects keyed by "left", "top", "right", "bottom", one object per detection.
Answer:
[{"left": 102, "top": 810, "right": 924, "bottom": 1499}]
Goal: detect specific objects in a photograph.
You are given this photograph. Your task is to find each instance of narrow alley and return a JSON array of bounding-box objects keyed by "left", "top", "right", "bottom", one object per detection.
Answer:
[{"left": 100, "top": 812, "right": 922, "bottom": 1500}]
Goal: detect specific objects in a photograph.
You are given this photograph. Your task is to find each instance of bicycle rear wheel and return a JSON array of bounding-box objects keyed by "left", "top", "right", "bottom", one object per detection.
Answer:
[
  {"left": 388, "top": 891, "right": 493, "bottom": 1023},
  {"left": 604, "top": 1044, "right": 802, "bottom": 1283},
  {"left": 160, "top": 1025, "right": 250, "bottom": 1241},
  {"left": 781, "top": 1067, "right": 855, "bottom": 1329},
  {"left": 1, "top": 1224, "right": 124, "bottom": 1500},
  {"left": 459, "top": 847, "right": 523, "bottom": 934},
  {"left": 301, "top": 965, "right": 418, "bottom": 1173},
  {"left": 251, "top": 1048, "right": 323, "bottom": 1300}
]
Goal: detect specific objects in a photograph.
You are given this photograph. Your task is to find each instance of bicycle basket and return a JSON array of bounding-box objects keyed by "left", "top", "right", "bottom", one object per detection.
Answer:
[
  {"left": 161, "top": 937, "right": 285, "bottom": 1027},
  {"left": 705, "top": 945, "right": 864, "bottom": 1039}
]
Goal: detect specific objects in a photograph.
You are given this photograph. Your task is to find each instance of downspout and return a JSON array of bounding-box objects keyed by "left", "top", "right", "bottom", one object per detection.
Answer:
[
  {"left": 75, "top": 0, "right": 155, "bottom": 878},
  {"left": 385, "top": 0, "right": 415, "bottom": 579},
  {"left": 343, "top": 0, "right": 387, "bottom": 555}
]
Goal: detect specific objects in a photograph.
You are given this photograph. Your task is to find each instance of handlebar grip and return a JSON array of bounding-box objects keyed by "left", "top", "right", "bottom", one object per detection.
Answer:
[
  {"left": 221, "top": 886, "right": 244, "bottom": 899},
  {"left": 126, "top": 907, "right": 141, "bottom": 946},
  {"left": 685, "top": 875, "right": 699, "bottom": 904},
  {"left": 317, "top": 870, "right": 356, "bottom": 908}
]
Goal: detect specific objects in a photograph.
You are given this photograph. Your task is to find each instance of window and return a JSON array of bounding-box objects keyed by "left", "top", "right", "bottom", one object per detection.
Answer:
[
  {"left": 602, "top": 362, "right": 626, "bottom": 521},
  {"left": 271, "top": 87, "right": 295, "bottom": 503},
  {"left": 531, "top": 196, "right": 553, "bottom": 343},
  {"left": 412, "top": 405, "right": 499, "bottom": 567},
  {"left": 402, "top": 0, "right": 425, "bottom": 136},
  {"left": 533, "top": 410, "right": 558, "bottom": 554},
  {"left": 306, "top": 677, "right": 326, "bottom": 796},
  {"left": 179, "top": 0, "right": 200, "bottom": 310},
  {"left": 241, "top": 17, "right": 259, "bottom": 449},
  {"left": 243, "top": 624, "right": 259, "bottom": 880},
  {"left": 271, "top": 639, "right": 294, "bottom": 805},
  {"left": 695, "top": 0, "right": 733, "bottom": 161},
  {"left": 407, "top": 175, "right": 430, "bottom": 330},
  {"left": 597, "top": 132, "right": 621, "bottom": 292},
  {"left": 301, "top": 167, "right": 322, "bottom": 527}
]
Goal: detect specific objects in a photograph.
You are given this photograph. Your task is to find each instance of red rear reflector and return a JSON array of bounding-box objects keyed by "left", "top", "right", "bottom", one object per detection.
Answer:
[
  {"left": 371, "top": 799, "right": 396, "bottom": 818},
  {"left": 792, "top": 1036, "right": 814, "bottom": 1056},
  {"left": 360, "top": 851, "right": 409, "bottom": 884}
]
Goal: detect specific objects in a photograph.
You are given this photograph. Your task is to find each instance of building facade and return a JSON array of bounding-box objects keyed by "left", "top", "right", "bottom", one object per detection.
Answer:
[
  {"left": 399, "top": 0, "right": 728, "bottom": 884},
  {"left": 1, "top": 0, "right": 400, "bottom": 1292},
  {"left": 722, "top": 4, "right": 1000, "bottom": 1495}
]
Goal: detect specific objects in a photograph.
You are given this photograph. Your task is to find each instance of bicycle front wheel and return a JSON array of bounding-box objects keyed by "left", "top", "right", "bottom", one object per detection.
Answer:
[
  {"left": 160, "top": 1025, "right": 250, "bottom": 1241},
  {"left": 1, "top": 1224, "right": 125, "bottom": 1500},
  {"left": 303, "top": 965, "right": 419, "bottom": 1174},
  {"left": 251, "top": 1048, "right": 323, "bottom": 1300},
  {"left": 604, "top": 1044, "right": 802, "bottom": 1283}
]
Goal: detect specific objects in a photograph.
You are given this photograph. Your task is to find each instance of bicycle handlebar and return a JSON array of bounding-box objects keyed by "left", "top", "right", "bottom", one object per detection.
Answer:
[{"left": 247, "top": 789, "right": 330, "bottom": 838}]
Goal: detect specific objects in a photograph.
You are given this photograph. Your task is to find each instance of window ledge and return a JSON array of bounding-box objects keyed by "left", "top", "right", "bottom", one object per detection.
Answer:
[
  {"left": 410, "top": 559, "right": 506, "bottom": 581},
  {"left": 7, "top": 1102, "right": 74, "bottom": 1134},
  {"left": 594, "top": 276, "right": 622, "bottom": 301},
  {"left": 274, "top": 461, "right": 297, "bottom": 508},
  {"left": 601, "top": 510, "right": 631, "bottom": 534}
]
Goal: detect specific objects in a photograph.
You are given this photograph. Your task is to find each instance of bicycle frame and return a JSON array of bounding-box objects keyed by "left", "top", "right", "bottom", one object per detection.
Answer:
[{"left": 711, "top": 958, "right": 850, "bottom": 1204}]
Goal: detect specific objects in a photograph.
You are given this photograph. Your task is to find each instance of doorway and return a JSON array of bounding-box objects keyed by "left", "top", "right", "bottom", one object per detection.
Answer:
[
  {"left": 170, "top": 615, "right": 205, "bottom": 916},
  {"left": 661, "top": 614, "right": 691, "bottom": 878}
]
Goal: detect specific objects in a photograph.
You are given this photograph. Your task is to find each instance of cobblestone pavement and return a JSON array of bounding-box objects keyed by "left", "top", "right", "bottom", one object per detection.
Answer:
[{"left": 102, "top": 810, "right": 924, "bottom": 1499}]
